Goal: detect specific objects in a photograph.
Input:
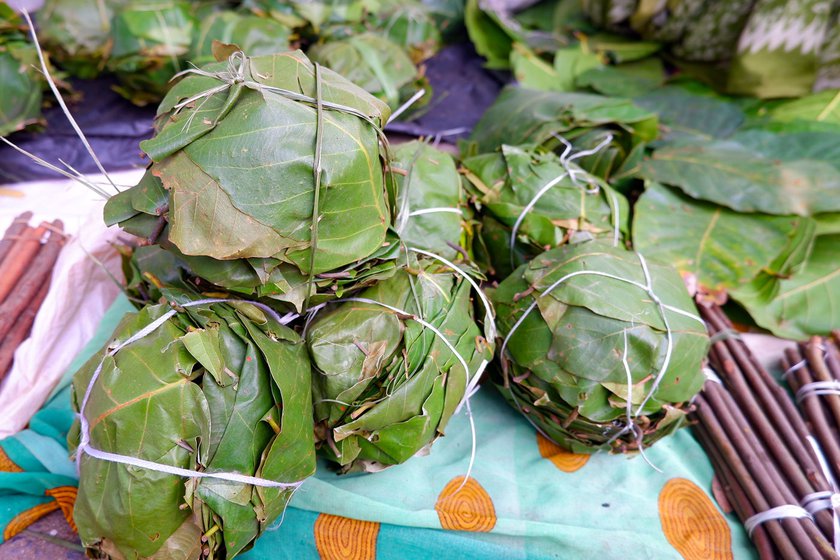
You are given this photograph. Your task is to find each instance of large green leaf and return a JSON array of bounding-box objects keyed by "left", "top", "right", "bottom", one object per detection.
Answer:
[
  {"left": 633, "top": 183, "right": 812, "bottom": 292},
  {"left": 731, "top": 234, "right": 840, "bottom": 340},
  {"left": 392, "top": 141, "right": 465, "bottom": 259},
  {"left": 768, "top": 90, "right": 840, "bottom": 125},
  {"left": 577, "top": 58, "right": 664, "bottom": 97},
  {"left": 634, "top": 85, "right": 744, "bottom": 141},
  {"left": 640, "top": 137, "right": 840, "bottom": 215}
]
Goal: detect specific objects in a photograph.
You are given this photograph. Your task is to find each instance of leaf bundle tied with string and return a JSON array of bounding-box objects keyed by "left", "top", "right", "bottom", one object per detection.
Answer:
[
  {"left": 462, "top": 142, "right": 629, "bottom": 279},
  {"left": 104, "top": 49, "right": 399, "bottom": 312},
  {"left": 466, "top": 85, "right": 658, "bottom": 183},
  {"left": 306, "top": 255, "right": 494, "bottom": 473},
  {"left": 69, "top": 299, "right": 315, "bottom": 560},
  {"left": 308, "top": 32, "right": 429, "bottom": 111},
  {"left": 493, "top": 240, "right": 709, "bottom": 454}
]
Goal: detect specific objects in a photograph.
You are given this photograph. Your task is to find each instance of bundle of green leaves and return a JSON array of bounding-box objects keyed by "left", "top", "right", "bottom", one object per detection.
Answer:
[
  {"left": 462, "top": 144, "right": 628, "bottom": 278},
  {"left": 189, "top": 9, "right": 294, "bottom": 67},
  {"left": 106, "top": 0, "right": 197, "bottom": 105},
  {"left": 307, "top": 32, "right": 429, "bottom": 111},
  {"left": 308, "top": 257, "right": 494, "bottom": 472},
  {"left": 492, "top": 240, "right": 708, "bottom": 453},
  {"left": 70, "top": 299, "right": 315, "bottom": 559},
  {"left": 466, "top": 85, "right": 657, "bottom": 183},
  {"left": 0, "top": 3, "right": 44, "bottom": 135},
  {"left": 37, "top": 0, "right": 129, "bottom": 78},
  {"left": 105, "top": 49, "right": 402, "bottom": 312}
]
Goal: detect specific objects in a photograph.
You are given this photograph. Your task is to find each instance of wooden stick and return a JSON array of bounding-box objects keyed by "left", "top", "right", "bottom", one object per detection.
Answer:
[
  {"left": 0, "top": 280, "right": 50, "bottom": 379},
  {"left": 786, "top": 348, "right": 840, "bottom": 491},
  {"left": 805, "top": 338, "right": 840, "bottom": 431},
  {"left": 0, "top": 223, "right": 44, "bottom": 303},
  {"left": 694, "top": 421, "right": 778, "bottom": 560},
  {"left": 695, "top": 394, "right": 805, "bottom": 559},
  {"left": 0, "top": 212, "right": 33, "bottom": 266},
  {"left": 703, "top": 306, "right": 828, "bottom": 491},
  {"left": 0, "top": 221, "right": 64, "bottom": 341},
  {"left": 703, "top": 385, "right": 830, "bottom": 559}
]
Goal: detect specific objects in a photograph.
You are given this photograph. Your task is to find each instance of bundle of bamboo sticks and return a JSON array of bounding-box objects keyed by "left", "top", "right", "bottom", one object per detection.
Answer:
[
  {"left": 693, "top": 304, "right": 839, "bottom": 560},
  {"left": 784, "top": 335, "right": 840, "bottom": 509},
  {"left": 0, "top": 212, "right": 65, "bottom": 380}
]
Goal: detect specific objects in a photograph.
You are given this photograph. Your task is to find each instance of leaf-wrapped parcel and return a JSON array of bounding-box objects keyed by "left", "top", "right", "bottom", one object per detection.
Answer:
[
  {"left": 493, "top": 240, "right": 708, "bottom": 453},
  {"left": 308, "top": 32, "right": 427, "bottom": 111},
  {"left": 190, "top": 10, "right": 293, "bottom": 67},
  {"left": 308, "top": 258, "right": 494, "bottom": 472},
  {"left": 107, "top": 0, "right": 196, "bottom": 105},
  {"left": 37, "top": 0, "right": 129, "bottom": 78},
  {"left": 69, "top": 299, "right": 315, "bottom": 559},
  {"left": 104, "top": 49, "right": 398, "bottom": 312},
  {"left": 372, "top": 0, "right": 444, "bottom": 62},
  {"left": 0, "top": 4, "right": 43, "bottom": 135},
  {"left": 462, "top": 144, "right": 628, "bottom": 278},
  {"left": 467, "top": 86, "right": 658, "bottom": 182}
]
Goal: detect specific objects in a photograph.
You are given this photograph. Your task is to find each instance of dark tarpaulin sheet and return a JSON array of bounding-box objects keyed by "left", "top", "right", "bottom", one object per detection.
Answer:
[{"left": 0, "top": 42, "right": 504, "bottom": 183}]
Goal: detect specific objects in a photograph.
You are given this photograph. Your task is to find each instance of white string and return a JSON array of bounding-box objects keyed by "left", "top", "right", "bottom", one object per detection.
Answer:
[
  {"left": 796, "top": 380, "right": 840, "bottom": 403},
  {"left": 783, "top": 359, "right": 808, "bottom": 380},
  {"left": 21, "top": 10, "right": 120, "bottom": 195},
  {"left": 507, "top": 134, "right": 615, "bottom": 271},
  {"left": 77, "top": 298, "right": 303, "bottom": 490},
  {"left": 407, "top": 207, "right": 464, "bottom": 217},
  {"left": 803, "top": 435, "right": 840, "bottom": 555},
  {"left": 744, "top": 505, "right": 813, "bottom": 536},
  {"left": 386, "top": 89, "right": 426, "bottom": 124}
]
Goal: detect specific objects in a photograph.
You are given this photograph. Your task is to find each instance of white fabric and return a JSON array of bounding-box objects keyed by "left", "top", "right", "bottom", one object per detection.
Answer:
[{"left": 0, "top": 169, "right": 144, "bottom": 436}]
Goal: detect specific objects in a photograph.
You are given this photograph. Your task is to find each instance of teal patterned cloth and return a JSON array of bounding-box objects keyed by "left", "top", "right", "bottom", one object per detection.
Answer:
[{"left": 0, "top": 295, "right": 755, "bottom": 559}]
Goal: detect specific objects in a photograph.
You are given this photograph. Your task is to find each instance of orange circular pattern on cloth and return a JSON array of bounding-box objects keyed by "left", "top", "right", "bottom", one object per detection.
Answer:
[
  {"left": 435, "top": 476, "right": 496, "bottom": 532},
  {"left": 45, "top": 486, "right": 78, "bottom": 532},
  {"left": 314, "top": 513, "right": 379, "bottom": 560},
  {"left": 3, "top": 501, "right": 60, "bottom": 541},
  {"left": 0, "top": 447, "right": 22, "bottom": 473},
  {"left": 659, "top": 478, "right": 733, "bottom": 560},
  {"left": 536, "top": 433, "right": 590, "bottom": 472}
]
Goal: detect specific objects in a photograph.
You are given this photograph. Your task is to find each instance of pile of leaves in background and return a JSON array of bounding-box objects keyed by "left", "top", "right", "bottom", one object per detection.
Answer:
[
  {"left": 27, "top": 0, "right": 460, "bottom": 112},
  {"left": 0, "top": 4, "right": 44, "bottom": 135},
  {"left": 466, "top": 0, "right": 840, "bottom": 99}
]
